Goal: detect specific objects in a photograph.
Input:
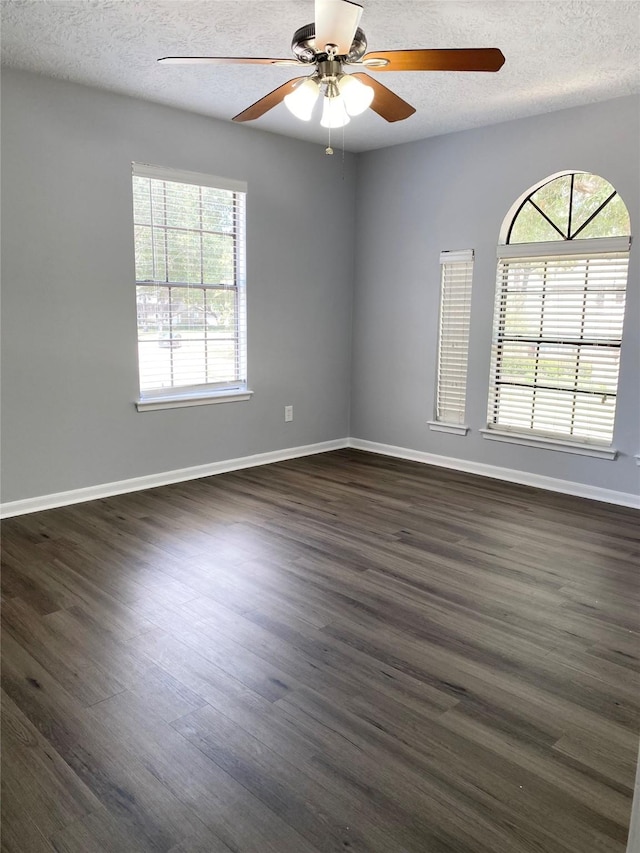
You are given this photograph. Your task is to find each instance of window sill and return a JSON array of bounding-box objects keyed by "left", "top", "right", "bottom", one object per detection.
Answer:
[
  {"left": 427, "top": 421, "right": 469, "bottom": 436},
  {"left": 480, "top": 428, "right": 617, "bottom": 460},
  {"left": 136, "top": 389, "right": 253, "bottom": 412}
]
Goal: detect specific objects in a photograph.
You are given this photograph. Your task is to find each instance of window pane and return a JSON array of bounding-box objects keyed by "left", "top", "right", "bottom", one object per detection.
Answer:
[
  {"left": 135, "top": 285, "right": 242, "bottom": 391},
  {"left": 132, "top": 177, "right": 151, "bottom": 225},
  {"left": 167, "top": 286, "right": 205, "bottom": 333},
  {"left": 138, "top": 338, "right": 207, "bottom": 391},
  {"left": 501, "top": 289, "right": 543, "bottom": 336},
  {"left": 202, "top": 187, "right": 235, "bottom": 232},
  {"left": 159, "top": 181, "right": 201, "bottom": 230},
  {"left": 205, "top": 288, "right": 237, "bottom": 332},
  {"left": 134, "top": 225, "right": 154, "bottom": 282},
  {"left": 570, "top": 173, "right": 617, "bottom": 235},
  {"left": 583, "top": 290, "right": 626, "bottom": 339},
  {"left": 138, "top": 340, "right": 164, "bottom": 391},
  {"left": 202, "top": 233, "right": 235, "bottom": 284},
  {"left": 572, "top": 395, "right": 617, "bottom": 441},
  {"left": 136, "top": 285, "right": 167, "bottom": 335},
  {"left": 162, "top": 337, "right": 207, "bottom": 388},
  {"left": 165, "top": 230, "right": 203, "bottom": 284},
  {"left": 540, "top": 292, "right": 583, "bottom": 338},
  {"left": 575, "top": 193, "right": 631, "bottom": 239},
  {"left": 530, "top": 174, "right": 572, "bottom": 235},
  {"left": 576, "top": 347, "right": 620, "bottom": 395},
  {"left": 498, "top": 341, "right": 535, "bottom": 384},
  {"left": 509, "top": 201, "right": 564, "bottom": 243},
  {"left": 536, "top": 344, "right": 579, "bottom": 388},
  {"left": 152, "top": 228, "right": 168, "bottom": 282},
  {"left": 206, "top": 337, "right": 238, "bottom": 384},
  {"left": 493, "top": 385, "right": 534, "bottom": 430},
  {"left": 531, "top": 388, "right": 574, "bottom": 435}
]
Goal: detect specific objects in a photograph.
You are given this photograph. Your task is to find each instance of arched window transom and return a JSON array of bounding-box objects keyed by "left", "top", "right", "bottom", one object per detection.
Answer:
[{"left": 507, "top": 172, "right": 630, "bottom": 244}]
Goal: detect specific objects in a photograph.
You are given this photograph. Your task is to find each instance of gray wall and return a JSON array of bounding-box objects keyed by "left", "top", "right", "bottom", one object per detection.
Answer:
[
  {"left": 1, "top": 70, "right": 356, "bottom": 503},
  {"left": 351, "top": 95, "right": 640, "bottom": 495},
  {"left": 2, "top": 71, "right": 638, "bottom": 504}
]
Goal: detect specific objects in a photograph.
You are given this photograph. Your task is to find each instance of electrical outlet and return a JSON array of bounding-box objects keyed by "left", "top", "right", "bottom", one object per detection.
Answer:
[{"left": 284, "top": 405, "right": 293, "bottom": 422}]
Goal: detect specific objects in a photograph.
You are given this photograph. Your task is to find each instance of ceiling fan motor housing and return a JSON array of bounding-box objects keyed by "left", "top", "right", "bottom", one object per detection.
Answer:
[{"left": 291, "top": 24, "right": 367, "bottom": 63}]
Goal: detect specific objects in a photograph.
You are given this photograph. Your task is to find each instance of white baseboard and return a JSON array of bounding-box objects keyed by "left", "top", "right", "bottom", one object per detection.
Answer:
[
  {"left": 348, "top": 438, "right": 640, "bottom": 510},
  {"left": 3, "top": 436, "right": 638, "bottom": 518},
  {"left": 0, "top": 439, "right": 349, "bottom": 518}
]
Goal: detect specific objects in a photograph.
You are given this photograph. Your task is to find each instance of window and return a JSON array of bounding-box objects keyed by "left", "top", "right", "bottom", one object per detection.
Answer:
[
  {"left": 132, "top": 164, "right": 250, "bottom": 411},
  {"left": 485, "top": 172, "right": 631, "bottom": 454},
  {"left": 429, "top": 250, "right": 473, "bottom": 434}
]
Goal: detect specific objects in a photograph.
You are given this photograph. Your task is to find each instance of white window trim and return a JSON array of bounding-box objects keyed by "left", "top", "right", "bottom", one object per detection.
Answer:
[
  {"left": 440, "top": 249, "right": 474, "bottom": 265},
  {"left": 136, "top": 388, "right": 253, "bottom": 412},
  {"left": 480, "top": 428, "right": 617, "bottom": 460},
  {"left": 132, "top": 162, "right": 246, "bottom": 194},
  {"left": 497, "top": 235, "right": 631, "bottom": 259},
  {"left": 427, "top": 421, "right": 470, "bottom": 436}
]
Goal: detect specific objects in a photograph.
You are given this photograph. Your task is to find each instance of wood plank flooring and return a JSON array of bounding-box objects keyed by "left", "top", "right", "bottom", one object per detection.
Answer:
[{"left": 2, "top": 448, "right": 639, "bottom": 852}]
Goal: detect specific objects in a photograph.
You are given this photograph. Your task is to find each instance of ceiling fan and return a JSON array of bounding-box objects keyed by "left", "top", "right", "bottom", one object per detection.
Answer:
[{"left": 159, "top": 0, "right": 505, "bottom": 128}]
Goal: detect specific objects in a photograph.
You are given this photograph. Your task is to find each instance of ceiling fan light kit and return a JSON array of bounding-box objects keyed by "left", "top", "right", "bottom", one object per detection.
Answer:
[
  {"left": 320, "top": 86, "right": 350, "bottom": 128},
  {"left": 284, "top": 66, "right": 374, "bottom": 124},
  {"left": 283, "top": 77, "right": 320, "bottom": 121},
  {"left": 159, "top": 0, "right": 505, "bottom": 134},
  {"left": 338, "top": 74, "right": 374, "bottom": 116}
]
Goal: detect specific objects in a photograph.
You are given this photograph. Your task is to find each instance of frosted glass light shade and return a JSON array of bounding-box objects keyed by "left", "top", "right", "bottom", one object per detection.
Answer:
[
  {"left": 284, "top": 78, "right": 320, "bottom": 121},
  {"left": 338, "top": 74, "right": 374, "bottom": 116},
  {"left": 320, "top": 94, "right": 350, "bottom": 128}
]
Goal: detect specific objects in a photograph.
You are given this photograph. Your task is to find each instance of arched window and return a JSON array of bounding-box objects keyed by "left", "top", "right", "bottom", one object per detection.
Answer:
[
  {"left": 486, "top": 172, "right": 631, "bottom": 453},
  {"left": 506, "top": 172, "right": 630, "bottom": 243}
]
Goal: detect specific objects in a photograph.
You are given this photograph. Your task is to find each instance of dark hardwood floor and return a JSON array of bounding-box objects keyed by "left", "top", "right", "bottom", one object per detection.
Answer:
[{"left": 2, "top": 449, "right": 639, "bottom": 852}]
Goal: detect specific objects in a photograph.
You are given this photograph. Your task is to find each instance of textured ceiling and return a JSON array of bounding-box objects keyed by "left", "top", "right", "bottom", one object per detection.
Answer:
[{"left": 1, "top": 0, "right": 639, "bottom": 152}]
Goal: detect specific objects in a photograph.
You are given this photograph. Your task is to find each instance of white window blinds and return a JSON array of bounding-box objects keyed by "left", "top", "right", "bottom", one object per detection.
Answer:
[
  {"left": 132, "top": 164, "right": 247, "bottom": 398},
  {"left": 488, "top": 239, "right": 630, "bottom": 445},
  {"left": 435, "top": 250, "right": 474, "bottom": 425}
]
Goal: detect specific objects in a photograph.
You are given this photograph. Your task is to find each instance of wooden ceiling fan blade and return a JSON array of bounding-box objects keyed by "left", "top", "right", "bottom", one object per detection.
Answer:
[
  {"left": 362, "top": 48, "right": 506, "bottom": 72},
  {"left": 232, "top": 77, "right": 306, "bottom": 122},
  {"left": 351, "top": 73, "right": 415, "bottom": 122},
  {"left": 158, "top": 56, "right": 303, "bottom": 66},
  {"left": 314, "top": 0, "right": 363, "bottom": 54}
]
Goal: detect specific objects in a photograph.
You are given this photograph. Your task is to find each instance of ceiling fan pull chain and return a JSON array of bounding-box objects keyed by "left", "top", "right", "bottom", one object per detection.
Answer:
[{"left": 326, "top": 123, "right": 333, "bottom": 155}]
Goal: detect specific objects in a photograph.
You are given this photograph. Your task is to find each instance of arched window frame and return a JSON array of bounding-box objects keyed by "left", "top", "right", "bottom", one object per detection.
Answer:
[
  {"left": 502, "top": 170, "right": 628, "bottom": 244},
  {"left": 483, "top": 171, "right": 632, "bottom": 457}
]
